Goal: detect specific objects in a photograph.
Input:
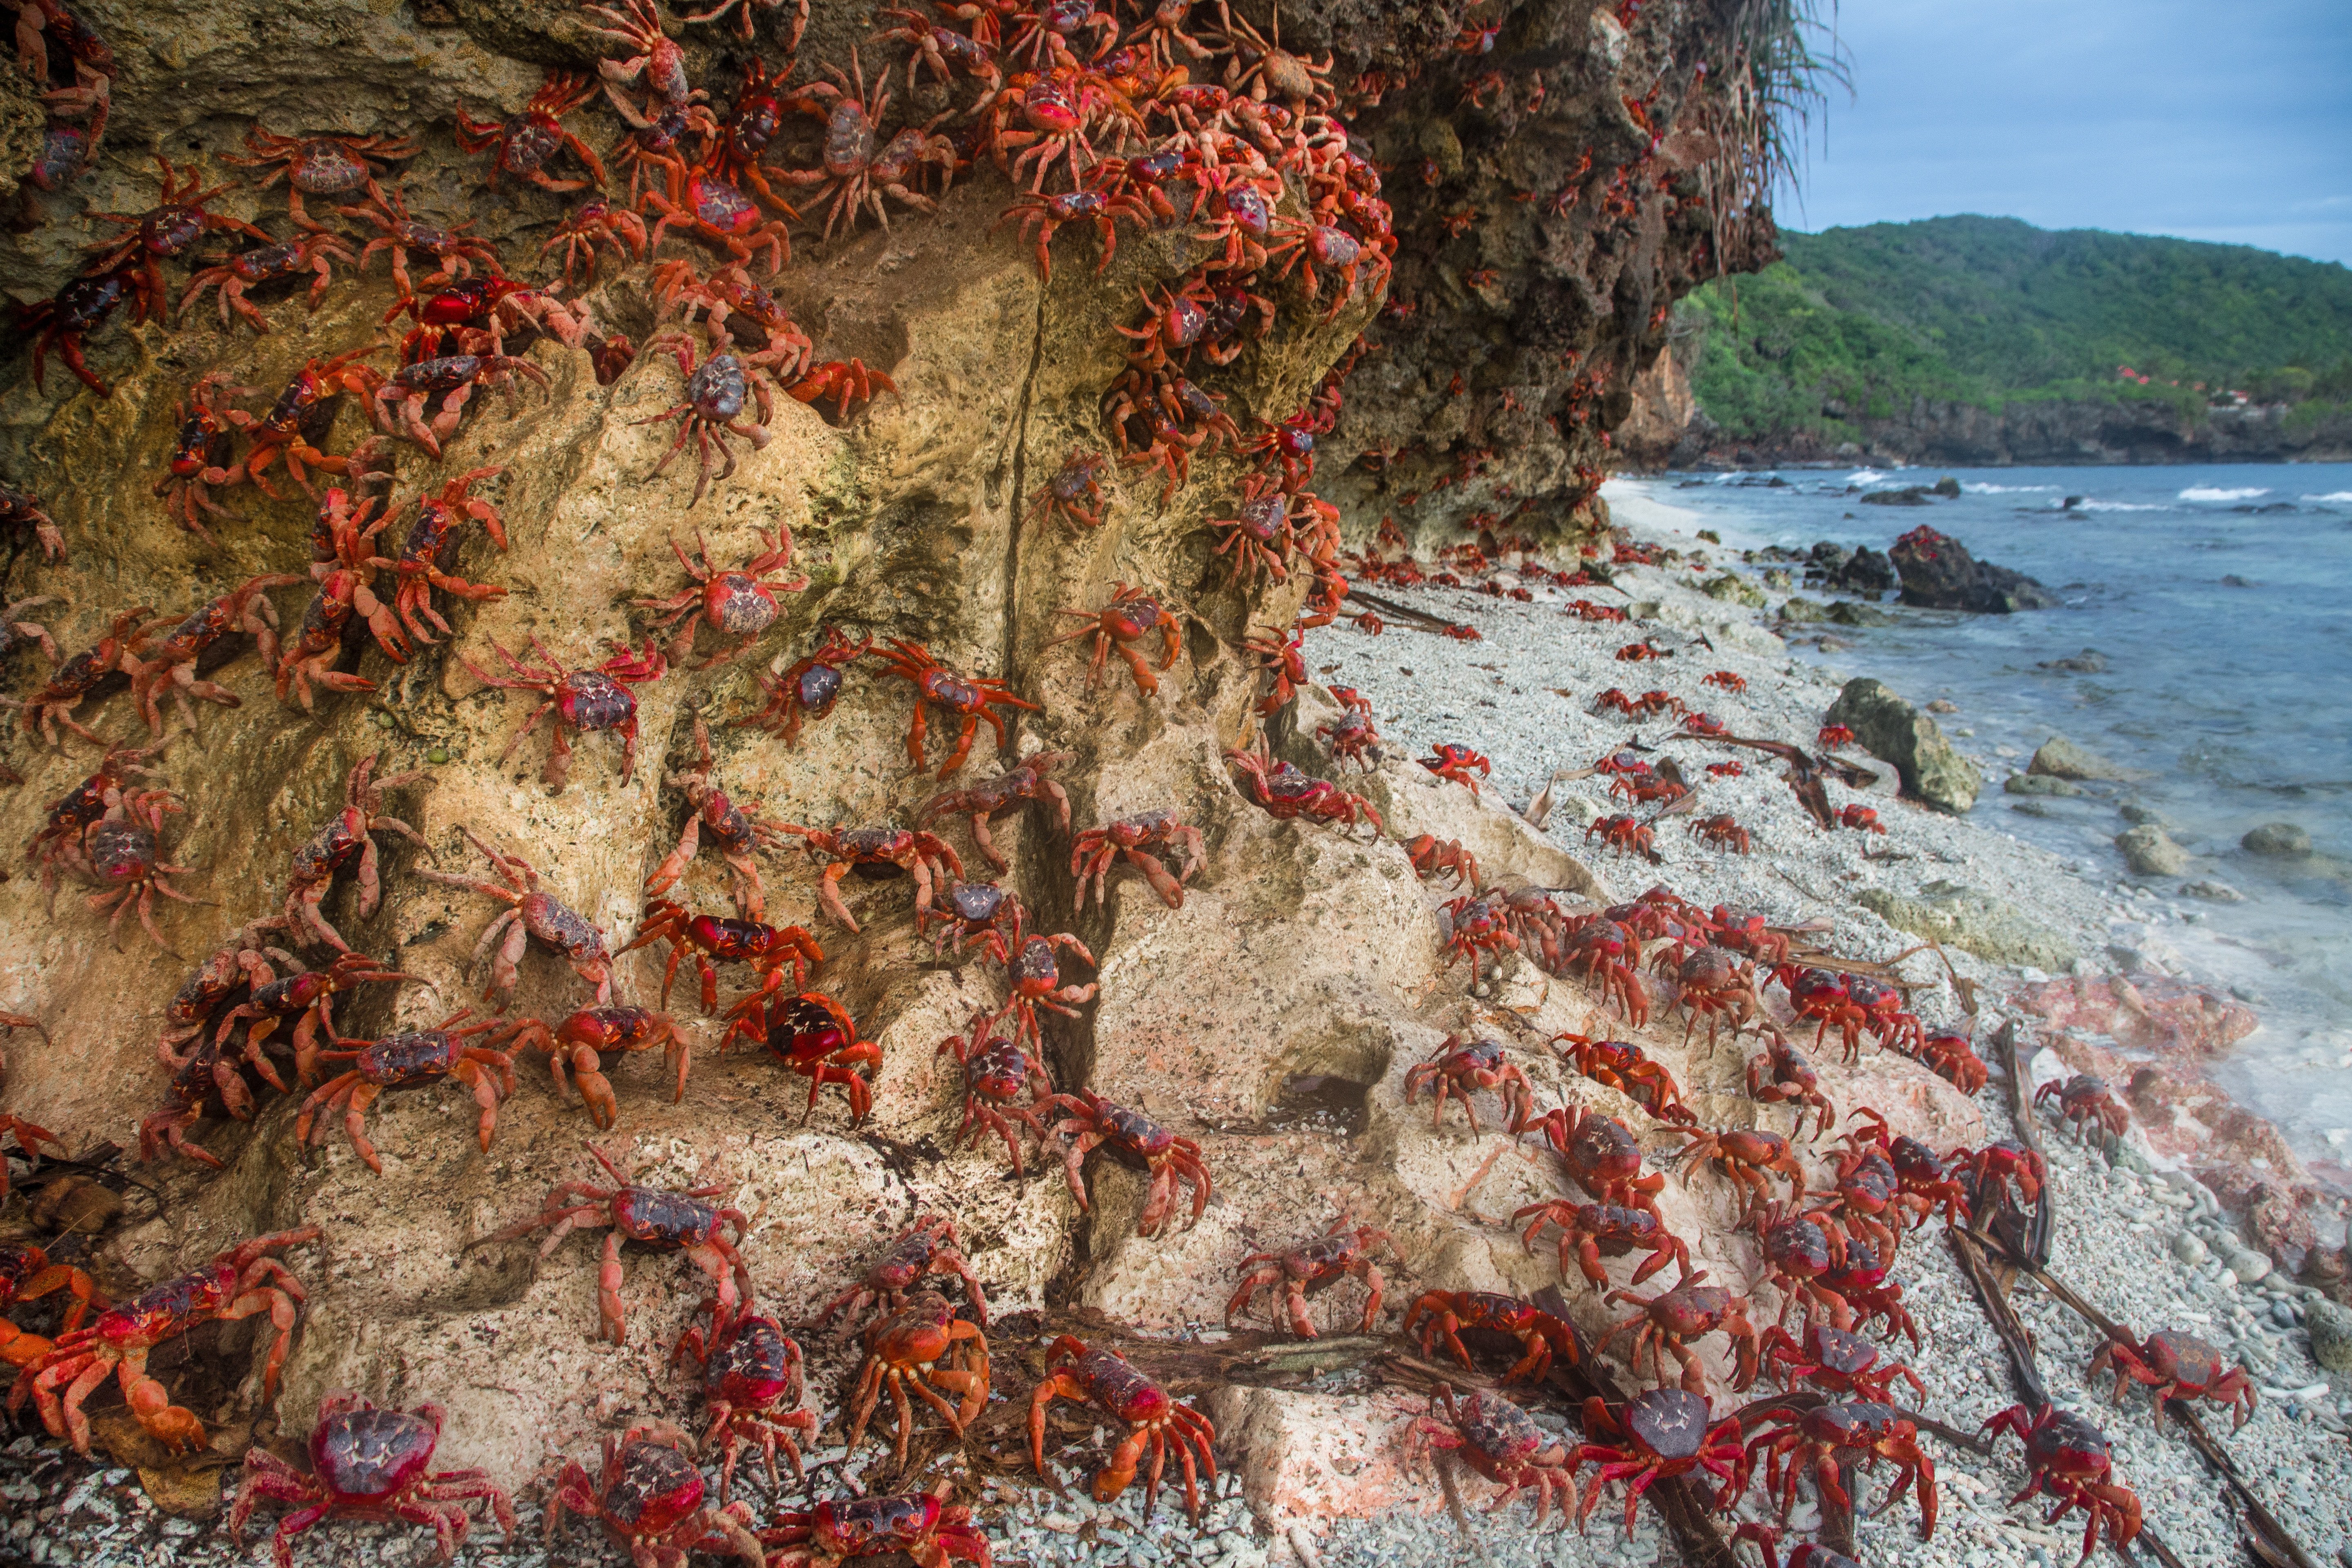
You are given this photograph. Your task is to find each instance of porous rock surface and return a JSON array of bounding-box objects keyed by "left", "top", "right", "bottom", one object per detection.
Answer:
[{"left": 0, "top": 0, "right": 1797, "bottom": 1530}]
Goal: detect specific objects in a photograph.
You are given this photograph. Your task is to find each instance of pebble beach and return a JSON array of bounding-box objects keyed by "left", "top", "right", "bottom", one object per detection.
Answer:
[{"left": 11, "top": 482, "right": 2352, "bottom": 1568}]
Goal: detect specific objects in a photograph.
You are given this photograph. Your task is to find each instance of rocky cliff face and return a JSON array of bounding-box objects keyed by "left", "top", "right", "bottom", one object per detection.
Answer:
[{"left": 0, "top": 0, "right": 1788, "bottom": 1517}]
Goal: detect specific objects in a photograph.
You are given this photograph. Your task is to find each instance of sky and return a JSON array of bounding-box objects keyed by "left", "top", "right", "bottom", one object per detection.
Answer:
[{"left": 1782, "top": 0, "right": 2352, "bottom": 265}]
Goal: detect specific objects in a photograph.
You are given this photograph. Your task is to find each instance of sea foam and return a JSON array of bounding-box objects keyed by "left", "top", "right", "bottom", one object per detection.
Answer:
[{"left": 2180, "top": 486, "right": 2271, "bottom": 501}]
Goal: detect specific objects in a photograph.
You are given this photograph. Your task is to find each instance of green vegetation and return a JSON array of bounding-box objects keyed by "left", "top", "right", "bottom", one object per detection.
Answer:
[{"left": 1683, "top": 216, "right": 2352, "bottom": 440}]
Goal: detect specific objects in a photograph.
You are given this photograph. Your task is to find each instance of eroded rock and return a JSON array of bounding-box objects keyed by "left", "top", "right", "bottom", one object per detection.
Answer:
[{"left": 1824, "top": 676, "right": 1981, "bottom": 815}]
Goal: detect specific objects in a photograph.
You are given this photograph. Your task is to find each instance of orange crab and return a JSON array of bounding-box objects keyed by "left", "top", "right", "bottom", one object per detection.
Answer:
[
  {"left": 1047, "top": 583, "right": 1180, "bottom": 695},
  {"left": 873, "top": 636, "right": 1040, "bottom": 778}
]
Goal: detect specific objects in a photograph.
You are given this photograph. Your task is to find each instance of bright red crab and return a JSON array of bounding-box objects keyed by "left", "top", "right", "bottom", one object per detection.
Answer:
[
  {"left": 776, "top": 822, "right": 963, "bottom": 933},
  {"left": 454, "top": 71, "right": 609, "bottom": 193},
  {"left": 937, "top": 1013, "right": 1050, "bottom": 1172},
  {"left": 276, "top": 752, "right": 429, "bottom": 953},
  {"left": 1667, "top": 1125, "right": 1807, "bottom": 1219},
  {"left": 1421, "top": 742, "right": 1491, "bottom": 795},
  {"left": 379, "top": 465, "right": 509, "bottom": 644},
  {"left": 919, "top": 749, "right": 1073, "bottom": 875},
  {"left": 74, "top": 786, "right": 208, "bottom": 953},
  {"left": 2087, "top": 1328, "right": 2255, "bottom": 1432},
  {"left": 230, "top": 1393, "right": 515, "bottom": 1568},
  {"left": 209, "top": 951, "right": 428, "bottom": 1089},
  {"left": 226, "top": 125, "right": 417, "bottom": 227},
  {"left": 82, "top": 154, "right": 270, "bottom": 303},
  {"left": 1025, "top": 448, "right": 1112, "bottom": 530},
  {"left": 722, "top": 990, "right": 881, "bottom": 1123},
  {"left": 463, "top": 633, "right": 667, "bottom": 791},
  {"left": 1040, "top": 1088, "right": 1210, "bottom": 1236},
  {"left": 1229, "top": 1219, "right": 1393, "bottom": 1338},
  {"left": 844, "top": 1290, "right": 991, "bottom": 1464},
  {"left": 122, "top": 572, "right": 302, "bottom": 734},
  {"left": 1049, "top": 582, "right": 1180, "bottom": 695},
  {"left": 1518, "top": 1103, "right": 1665, "bottom": 1213},
  {"left": 1242, "top": 623, "right": 1305, "bottom": 714},
  {"left": 342, "top": 185, "right": 502, "bottom": 303},
  {"left": 1918, "top": 1031, "right": 1989, "bottom": 1094},
  {"left": 275, "top": 491, "right": 403, "bottom": 710},
  {"left": 790, "top": 357, "right": 900, "bottom": 420},
  {"left": 1584, "top": 813, "right": 1657, "bottom": 861},
  {"left": 1570, "top": 1388, "right": 1742, "bottom": 1535},
  {"left": 647, "top": 165, "right": 794, "bottom": 276},
  {"left": 1031, "top": 1336, "right": 1219, "bottom": 1522},
  {"left": 371, "top": 345, "right": 550, "bottom": 460},
  {"left": 776, "top": 49, "right": 956, "bottom": 240},
  {"left": 745, "top": 625, "right": 871, "bottom": 746},
  {"left": 1737, "top": 1399, "right": 1937, "bottom": 1541},
  {"left": 761, "top": 1483, "right": 990, "bottom": 1568},
  {"left": 672, "top": 1296, "right": 815, "bottom": 1501},
  {"left": 1405, "top": 1383, "right": 1577, "bottom": 1527},
  {"left": 1435, "top": 893, "right": 1519, "bottom": 981},
  {"left": 486, "top": 1141, "right": 751, "bottom": 1346},
  {"left": 819, "top": 1214, "right": 989, "bottom": 1331},
  {"left": 1225, "top": 738, "right": 1383, "bottom": 836},
  {"left": 0, "top": 1113, "right": 67, "bottom": 1206},
  {"left": 1981, "top": 1404, "right": 2140, "bottom": 1562},
  {"left": 993, "top": 927, "right": 1098, "bottom": 1044},
  {"left": 212, "top": 350, "right": 389, "bottom": 501},
  {"left": 635, "top": 523, "right": 808, "bottom": 667},
  {"left": 1401, "top": 832, "right": 1478, "bottom": 889},
  {"left": 1405, "top": 1291, "right": 1580, "bottom": 1383},
  {"left": 1745, "top": 1033, "right": 1835, "bottom": 1139},
  {"left": 1403, "top": 1033, "right": 1531, "bottom": 1134},
  {"left": 875, "top": 636, "right": 1041, "bottom": 778},
  {"left": 1775, "top": 967, "right": 1869, "bottom": 1060},
  {"left": 547, "top": 1421, "right": 762, "bottom": 1568},
  {"left": 179, "top": 232, "right": 357, "bottom": 334},
  {"left": 2036, "top": 1072, "right": 2129, "bottom": 1139},
  {"left": 1552, "top": 1033, "right": 1697, "bottom": 1127},
  {"left": 1069, "top": 808, "right": 1204, "bottom": 910},
  {"left": 542, "top": 196, "right": 648, "bottom": 291},
  {"left": 1665, "top": 944, "right": 1764, "bottom": 1047},
  {"left": 999, "top": 178, "right": 1147, "bottom": 281},
  {"left": 624, "top": 898, "right": 825, "bottom": 1016},
  {"left": 22, "top": 1226, "right": 322, "bottom": 1455},
  {"left": 14, "top": 604, "right": 149, "bottom": 745},
  {"left": 504, "top": 1005, "right": 691, "bottom": 1128},
  {"left": 416, "top": 826, "right": 616, "bottom": 1009},
  {"left": 295, "top": 1009, "right": 514, "bottom": 1174},
  {"left": 1513, "top": 1198, "right": 1690, "bottom": 1290},
  {"left": 1835, "top": 803, "right": 1886, "bottom": 834},
  {"left": 1601, "top": 1270, "right": 1761, "bottom": 1399},
  {"left": 0, "top": 1238, "right": 98, "bottom": 1370}
]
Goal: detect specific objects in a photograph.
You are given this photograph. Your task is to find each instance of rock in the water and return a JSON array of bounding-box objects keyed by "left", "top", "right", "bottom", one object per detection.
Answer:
[
  {"left": 2243, "top": 822, "right": 2313, "bottom": 857},
  {"left": 2116, "top": 824, "right": 2189, "bottom": 876},
  {"left": 1826, "top": 600, "right": 1894, "bottom": 628},
  {"left": 1824, "top": 677, "right": 1982, "bottom": 814},
  {"left": 1889, "top": 525, "right": 2060, "bottom": 612},
  {"left": 2182, "top": 880, "right": 2245, "bottom": 903},
  {"left": 2030, "top": 736, "right": 2126, "bottom": 781},
  {"left": 2005, "top": 773, "right": 2081, "bottom": 797},
  {"left": 1830, "top": 546, "right": 1896, "bottom": 596},
  {"left": 1931, "top": 476, "right": 1962, "bottom": 498},
  {"left": 2307, "top": 1300, "right": 2352, "bottom": 1372},
  {"left": 2117, "top": 802, "right": 2167, "bottom": 826},
  {"left": 1927, "top": 698, "right": 1958, "bottom": 713},
  {"left": 1777, "top": 595, "right": 1827, "bottom": 624},
  {"left": 1858, "top": 881, "right": 2080, "bottom": 970},
  {"left": 2014, "top": 974, "right": 2259, "bottom": 1056},
  {"left": 2038, "top": 648, "right": 2107, "bottom": 673},
  {"left": 1701, "top": 572, "right": 1766, "bottom": 608},
  {"left": 1861, "top": 487, "right": 1933, "bottom": 507}
]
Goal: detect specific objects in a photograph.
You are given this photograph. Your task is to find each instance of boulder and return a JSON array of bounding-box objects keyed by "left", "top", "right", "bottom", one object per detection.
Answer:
[
  {"left": 1777, "top": 596, "right": 1827, "bottom": 624},
  {"left": 2243, "top": 822, "right": 2313, "bottom": 857},
  {"left": 2306, "top": 1300, "right": 2352, "bottom": 1372},
  {"left": 2012, "top": 974, "right": 2259, "bottom": 1058},
  {"left": 2181, "top": 880, "right": 2245, "bottom": 903},
  {"left": 2115, "top": 824, "right": 2189, "bottom": 877},
  {"left": 1701, "top": 572, "right": 1767, "bottom": 608},
  {"left": 1888, "top": 526, "right": 2059, "bottom": 612},
  {"left": 1857, "top": 881, "right": 2080, "bottom": 970},
  {"left": 1860, "top": 487, "right": 1933, "bottom": 507},
  {"left": 1829, "top": 546, "right": 1896, "bottom": 597},
  {"left": 2029, "top": 737, "right": 2126, "bottom": 781},
  {"left": 2004, "top": 773, "right": 2081, "bottom": 798},
  {"left": 1824, "top": 677, "right": 1982, "bottom": 814},
  {"left": 1930, "top": 476, "right": 1962, "bottom": 498},
  {"left": 1825, "top": 601, "right": 1893, "bottom": 628},
  {"left": 2037, "top": 649, "right": 2108, "bottom": 674}
]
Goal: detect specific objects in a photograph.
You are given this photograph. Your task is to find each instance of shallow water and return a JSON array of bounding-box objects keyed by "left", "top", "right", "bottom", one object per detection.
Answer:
[{"left": 1608, "top": 461, "right": 2352, "bottom": 1162}]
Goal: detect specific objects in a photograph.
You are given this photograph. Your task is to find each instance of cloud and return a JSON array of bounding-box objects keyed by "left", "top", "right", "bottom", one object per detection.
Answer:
[{"left": 1782, "top": 0, "right": 2352, "bottom": 264}]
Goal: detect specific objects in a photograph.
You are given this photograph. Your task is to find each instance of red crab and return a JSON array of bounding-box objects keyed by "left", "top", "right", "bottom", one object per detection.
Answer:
[
  {"left": 276, "top": 752, "right": 429, "bottom": 953},
  {"left": 819, "top": 1214, "right": 989, "bottom": 1331},
  {"left": 1666, "top": 944, "right": 1764, "bottom": 1047},
  {"left": 505, "top": 1005, "right": 691, "bottom": 1128},
  {"left": 920, "top": 877, "right": 1029, "bottom": 962},
  {"left": 584, "top": 0, "right": 698, "bottom": 121},
  {"left": 1835, "top": 804, "right": 1885, "bottom": 834},
  {"left": 295, "top": 1010, "right": 514, "bottom": 1174},
  {"left": 1436, "top": 894, "right": 1519, "bottom": 981},
  {"left": 1756, "top": 1321, "right": 1926, "bottom": 1404},
  {"left": 646, "top": 165, "right": 795, "bottom": 276},
  {"left": 1981, "top": 1404, "right": 2140, "bottom": 1562},
  {"left": 26, "top": 742, "right": 169, "bottom": 904},
  {"left": 463, "top": 634, "right": 667, "bottom": 791},
  {"left": 1551, "top": 1034, "right": 1697, "bottom": 1127},
  {"left": 22, "top": 1226, "right": 321, "bottom": 1454},
  {"left": 1918, "top": 1031, "right": 1989, "bottom": 1094},
  {"left": 999, "top": 179, "right": 1146, "bottom": 280},
  {"left": 547, "top": 1422, "right": 762, "bottom": 1568},
  {"left": 371, "top": 347, "right": 550, "bottom": 460},
  {"left": 1049, "top": 582, "right": 1180, "bottom": 695},
  {"left": 123, "top": 572, "right": 303, "bottom": 735},
  {"left": 230, "top": 1393, "right": 516, "bottom": 1568},
  {"left": 213, "top": 350, "right": 390, "bottom": 500},
  {"left": 209, "top": 951, "right": 429, "bottom": 1089},
  {"left": 2087, "top": 1328, "right": 2255, "bottom": 1432},
  {"left": 760, "top": 1483, "right": 989, "bottom": 1568},
  {"left": 1601, "top": 1270, "right": 1761, "bottom": 1399},
  {"left": 1421, "top": 743, "right": 1491, "bottom": 795},
  {"left": 644, "top": 718, "right": 791, "bottom": 918},
  {"left": 637, "top": 334, "right": 782, "bottom": 507},
  {"left": 342, "top": 185, "right": 501, "bottom": 301},
  {"left": 417, "top": 827, "right": 617, "bottom": 1008},
  {"left": 1040, "top": 1088, "right": 1210, "bottom": 1236},
  {"left": 487, "top": 1141, "right": 751, "bottom": 1345},
  {"left": 671, "top": 1297, "right": 815, "bottom": 1500},
  {"left": 275, "top": 492, "right": 403, "bottom": 710},
  {"left": 1401, "top": 833, "right": 1478, "bottom": 889},
  {"left": 179, "top": 231, "right": 357, "bottom": 334},
  {"left": 1689, "top": 813, "right": 1752, "bottom": 854},
  {"left": 776, "top": 823, "right": 962, "bottom": 933},
  {"left": 1702, "top": 670, "right": 1747, "bottom": 693},
  {"left": 1403, "top": 1033, "right": 1531, "bottom": 1134},
  {"left": 1746, "top": 1033, "right": 1835, "bottom": 1139},
  {"left": 744, "top": 626, "right": 871, "bottom": 746},
  {"left": 919, "top": 750, "right": 1073, "bottom": 875},
  {"left": 1953, "top": 1139, "right": 2047, "bottom": 1214},
  {"left": 1585, "top": 813, "right": 1657, "bottom": 860},
  {"left": 1519, "top": 1104, "right": 1666, "bottom": 1213},
  {"left": 0, "top": 1112, "right": 66, "bottom": 1205},
  {"left": 14, "top": 604, "right": 149, "bottom": 745},
  {"left": 874, "top": 636, "right": 1040, "bottom": 778},
  {"left": 1069, "top": 809, "right": 1203, "bottom": 911},
  {"left": 1569, "top": 1388, "right": 1743, "bottom": 1536},
  {"left": 993, "top": 928, "right": 1099, "bottom": 1044},
  {"left": 1777, "top": 967, "right": 1869, "bottom": 1060},
  {"left": 1225, "top": 738, "right": 1383, "bottom": 836},
  {"left": 81, "top": 154, "right": 270, "bottom": 302},
  {"left": 2036, "top": 1073, "right": 2129, "bottom": 1139},
  {"left": 721, "top": 990, "right": 880, "bottom": 1123},
  {"left": 542, "top": 196, "right": 648, "bottom": 290},
  {"left": 390, "top": 275, "right": 585, "bottom": 356},
  {"left": 1557, "top": 918, "right": 1651, "bottom": 1026},
  {"left": 1266, "top": 215, "right": 1386, "bottom": 320},
  {"left": 76, "top": 787, "right": 208, "bottom": 953},
  {"left": 18, "top": 267, "right": 138, "bottom": 396},
  {"left": 1025, "top": 449, "right": 1112, "bottom": 530},
  {"left": 1405, "top": 1384, "right": 1577, "bottom": 1527},
  {"left": 789, "top": 357, "right": 900, "bottom": 419},
  {"left": 623, "top": 898, "right": 825, "bottom": 1016},
  {"left": 1513, "top": 1198, "right": 1690, "bottom": 1290},
  {"left": 635, "top": 525, "right": 807, "bottom": 668},
  {"left": 454, "top": 71, "right": 609, "bottom": 192},
  {"left": 844, "top": 1290, "right": 991, "bottom": 1464},
  {"left": 1242, "top": 623, "right": 1305, "bottom": 714},
  {"left": 776, "top": 50, "right": 956, "bottom": 240},
  {"left": 0, "top": 1239, "right": 98, "bottom": 1370},
  {"left": 1229, "top": 1220, "right": 1393, "bottom": 1338},
  {"left": 1031, "top": 1337, "right": 1219, "bottom": 1522},
  {"left": 937, "top": 1013, "right": 1050, "bottom": 1173},
  {"left": 1738, "top": 1400, "right": 1937, "bottom": 1541},
  {"left": 226, "top": 126, "right": 416, "bottom": 227},
  {"left": 380, "top": 466, "right": 509, "bottom": 644},
  {"left": 1405, "top": 1292, "right": 1580, "bottom": 1383},
  {"left": 0, "top": 481, "right": 65, "bottom": 561},
  {"left": 1667, "top": 1125, "right": 1807, "bottom": 1218}
]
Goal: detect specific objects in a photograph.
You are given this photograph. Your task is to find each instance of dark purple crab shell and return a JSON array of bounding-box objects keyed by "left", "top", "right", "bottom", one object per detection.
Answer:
[
  {"left": 1446, "top": 1037, "right": 1507, "bottom": 1074},
  {"left": 1098, "top": 1102, "right": 1176, "bottom": 1167},
  {"left": 31, "top": 125, "right": 96, "bottom": 190},
  {"left": 395, "top": 355, "right": 484, "bottom": 396},
  {"left": 1456, "top": 1391, "right": 1546, "bottom": 1465},
  {"left": 1764, "top": 1216, "right": 1831, "bottom": 1272},
  {"left": 707, "top": 574, "right": 780, "bottom": 635},
  {"left": 1806, "top": 1325, "right": 1882, "bottom": 1378},
  {"left": 355, "top": 1030, "right": 466, "bottom": 1088},
  {"left": 822, "top": 98, "right": 877, "bottom": 177},
  {"left": 555, "top": 670, "right": 637, "bottom": 733},
  {"left": 795, "top": 660, "right": 845, "bottom": 713},
  {"left": 142, "top": 206, "right": 205, "bottom": 257},
  {"left": 707, "top": 1314, "right": 799, "bottom": 1405},
  {"left": 685, "top": 355, "right": 748, "bottom": 423},
  {"left": 945, "top": 880, "right": 1008, "bottom": 924},
  {"left": 310, "top": 1404, "right": 439, "bottom": 1503},
  {"left": 289, "top": 142, "right": 372, "bottom": 195},
  {"left": 813, "top": 1493, "right": 943, "bottom": 1555},
  {"left": 521, "top": 891, "right": 609, "bottom": 961},
  {"left": 612, "top": 1185, "right": 724, "bottom": 1250},
  {"left": 1009, "top": 936, "right": 1063, "bottom": 989},
  {"left": 499, "top": 115, "right": 565, "bottom": 175},
  {"left": 1622, "top": 1386, "right": 1713, "bottom": 1459},
  {"left": 85, "top": 821, "right": 158, "bottom": 882},
  {"left": 1217, "top": 182, "right": 1271, "bottom": 236},
  {"left": 1237, "top": 492, "right": 1285, "bottom": 540},
  {"left": 601, "top": 1437, "right": 707, "bottom": 1533},
  {"left": 232, "top": 242, "right": 307, "bottom": 284},
  {"left": 1800, "top": 1399, "right": 1904, "bottom": 1446},
  {"left": 692, "top": 176, "right": 759, "bottom": 231}
]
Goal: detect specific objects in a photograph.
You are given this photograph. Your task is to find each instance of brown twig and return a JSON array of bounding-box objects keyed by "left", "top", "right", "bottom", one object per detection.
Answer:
[{"left": 1987, "top": 1018, "right": 2055, "bottom": 1267}]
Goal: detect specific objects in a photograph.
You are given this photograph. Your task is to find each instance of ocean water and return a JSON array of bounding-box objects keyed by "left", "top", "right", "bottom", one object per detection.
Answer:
[{"left": 1609, "top": 461, "right": 2352, "bottom": 1167}]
